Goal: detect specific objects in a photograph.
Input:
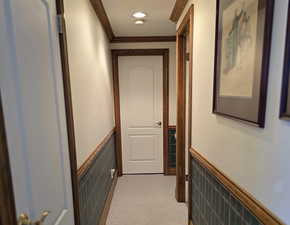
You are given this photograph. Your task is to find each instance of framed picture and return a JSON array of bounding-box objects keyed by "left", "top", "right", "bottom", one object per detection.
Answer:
[
  {"left": 280, "top": 3, "right": 290, "bottom": 120},
  {"left": 213, "top": 0, "right": 274, "bottom": 128}
]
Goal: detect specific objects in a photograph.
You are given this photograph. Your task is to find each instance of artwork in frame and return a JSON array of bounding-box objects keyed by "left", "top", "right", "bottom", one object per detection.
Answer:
[
  {"left": 280, "top": 2, "right": 290, "bottom": 120},
  {"left": 213, "top": 0, "right": 274, "bottom": 128}
]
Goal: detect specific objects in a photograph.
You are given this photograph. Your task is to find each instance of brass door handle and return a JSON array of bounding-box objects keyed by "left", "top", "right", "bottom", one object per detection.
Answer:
[{"left": 18, "top": 211, "right": 50, "bottom": 225}]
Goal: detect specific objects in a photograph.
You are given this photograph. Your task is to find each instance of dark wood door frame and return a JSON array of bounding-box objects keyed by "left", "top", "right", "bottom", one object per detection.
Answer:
[
  {"left": 0, "top": 1, "right": 81, "bottom": 225},
  {"left": 55, "top": 1, "right": 81, "bottom": 224},
  {"left": 176, "top": 5, "right": 194, "bottom": 203},
  {"left": 0, "top": 95, "right": 17, "bottom": 225},
  {"left": 111, "top": 49, "right": 170, "bottom": 176}
]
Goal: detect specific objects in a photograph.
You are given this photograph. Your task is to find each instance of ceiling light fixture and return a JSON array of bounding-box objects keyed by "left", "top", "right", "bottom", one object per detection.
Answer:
[
  {"left": 135, "top": 19, "right": 145, "bottom": 25},
  {"left": 133, "top": 12, "right": 147, "bottom": 19}
]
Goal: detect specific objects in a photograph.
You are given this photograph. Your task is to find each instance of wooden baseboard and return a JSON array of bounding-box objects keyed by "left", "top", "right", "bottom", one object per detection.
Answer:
[
  {"left": 165, "top": 167, "right": 176, "bottom": 176},
  {"left": 189, "top": 148, "right": 285, "bottom": 225},
  {"left": 98, "top": 170, "right": 118, "bottom": 225}
]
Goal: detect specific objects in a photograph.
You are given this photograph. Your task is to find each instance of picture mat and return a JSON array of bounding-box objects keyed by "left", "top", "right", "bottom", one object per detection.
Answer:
[{"left": 219, "top": 0, "right": 258, "bottom": 98}]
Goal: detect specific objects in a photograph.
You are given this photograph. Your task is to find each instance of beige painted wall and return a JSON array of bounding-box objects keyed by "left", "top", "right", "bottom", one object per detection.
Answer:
[
  {"left": 64, "top": 0, "right": 115, "bottom": 168},
  {"left": 178, "top": 1, "right": 290, "bottom": 224},
  {"left": 110, "top": 42, "right": 177, "bottom": 126}
]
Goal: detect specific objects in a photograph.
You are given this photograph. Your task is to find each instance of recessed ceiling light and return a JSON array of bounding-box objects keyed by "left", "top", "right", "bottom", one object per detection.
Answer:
[
  {"left": 135, "top": 19, "right": 145, "bottom": 25},
  {"left": 133, "top": 12, "right": 147, "bottom": 19}
]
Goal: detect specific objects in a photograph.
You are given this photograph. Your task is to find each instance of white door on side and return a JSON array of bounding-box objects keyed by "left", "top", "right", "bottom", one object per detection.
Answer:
[
  {"left": 119, "top": 56, "right": 163, "bottom": 174},
  {"left": 0, "top": 0, "right": 75, "bottom": 224}
]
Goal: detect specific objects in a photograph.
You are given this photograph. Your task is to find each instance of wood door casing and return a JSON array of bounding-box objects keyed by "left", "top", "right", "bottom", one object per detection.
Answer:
[
  {"left": 0, "top": 95, "right": 17, "bottom": 225},
  {"left": 176, "top": 5, "right": 194, "bottom": 204},
  {"left": 111, "top": 49, "right": 169, "bottom": 176},
  {"left": 119, "top": 56, "right": 163, "bottom": 174}
]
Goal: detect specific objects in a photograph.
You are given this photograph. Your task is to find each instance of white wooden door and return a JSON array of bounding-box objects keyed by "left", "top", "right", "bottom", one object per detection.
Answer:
[
  {"left": 119, "top": 56, "right": 163, "bottom": 174},
  {"left": 0, "top": 0, "right": 75, "bottom": 224}
]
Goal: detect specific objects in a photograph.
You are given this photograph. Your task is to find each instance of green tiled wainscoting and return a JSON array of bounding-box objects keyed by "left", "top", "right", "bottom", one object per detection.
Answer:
[
  {"left": 191, "top": 158, "right": 263, "bottom": 225},
  {"left": 78, "top": 134, "right": 116, "bottom": 225},
  {"left": 168, "top": 126, "right": 176, "bottom": 168}
]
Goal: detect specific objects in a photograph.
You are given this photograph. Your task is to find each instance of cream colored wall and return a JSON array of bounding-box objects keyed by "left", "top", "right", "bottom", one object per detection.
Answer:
[
  {"left": 64, "top": 0, "right": 115, "bottom": 168},
  {"left": 110, "top": 42, "right": 177, "bottom": 125},
  {"left": 178, "top": 1, "right": 290, "bottom": 224}
]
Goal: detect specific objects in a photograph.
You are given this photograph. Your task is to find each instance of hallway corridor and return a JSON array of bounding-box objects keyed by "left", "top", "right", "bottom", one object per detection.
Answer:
[{"left": 107, "top": 175, "right": 187, "bottom": 225}]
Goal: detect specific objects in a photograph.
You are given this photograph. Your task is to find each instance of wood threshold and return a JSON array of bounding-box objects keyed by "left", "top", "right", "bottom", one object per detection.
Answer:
[
  {"left": 111, "top": 49, "right": 170, "bottom": 176},
  {"left": 189, "top": 148, "right": 285, "bottom": 225},
  {"left": 98, "top": 170, "right": 118, "bottom": 225},
  {"left": 170, "top": 0, "right": 189, "bottom": 23},
  {"left": 77, "top": 128, "right": 116, "bottom": 177},
  {"left": 111, "top": 36, "right": 176, "bottom": 43}
]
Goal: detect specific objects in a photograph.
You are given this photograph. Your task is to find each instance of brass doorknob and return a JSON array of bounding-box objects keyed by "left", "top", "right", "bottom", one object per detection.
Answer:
[
  {"left": 18, "top": 211, "right": 50, "bottom": 225},
  {"left": 155, "top": 121, "right": 162, "bottom": 127}
]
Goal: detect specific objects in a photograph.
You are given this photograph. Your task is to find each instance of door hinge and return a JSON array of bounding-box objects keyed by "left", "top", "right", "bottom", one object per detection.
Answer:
[
  {"left": 186, "top": 52, "right": 190, "bottom": 61},
  {"left": 57, "top": 14, "right": 65, "bottom": 34}
]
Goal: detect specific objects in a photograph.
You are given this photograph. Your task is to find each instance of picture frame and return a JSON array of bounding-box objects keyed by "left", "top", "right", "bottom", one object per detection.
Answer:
[
  {"left": 213, "top": 0, "right": 274, "bottom": 128},
  {"left": 280, "top": 2, "right": 290, "bottom": 120}
]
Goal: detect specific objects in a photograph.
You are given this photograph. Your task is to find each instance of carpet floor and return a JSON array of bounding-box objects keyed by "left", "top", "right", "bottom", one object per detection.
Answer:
[{"left": 106, "top": 175, "right": 187, "bottom": 225}]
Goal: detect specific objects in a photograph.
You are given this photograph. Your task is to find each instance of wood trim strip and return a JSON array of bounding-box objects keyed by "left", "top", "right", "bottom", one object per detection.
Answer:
[
  {"left": 163, "top": 49, "right": 170, "bottom": 175},
  {"left": 90, "top": 0, "right": 114, "bottom": 41},
  {"left": 98, "top": 170, "right": 118, "bottom": 225},
  {"left": 168, "top": 125, "right": 177, "bottom": 129},
  {"left": 77, "top": 128, "right": 116, "bottom": 177},
  {"left": 189, "top": 148, "right": 285, "bottom": 225},
  {"left": 166, "top": 168, "right": 176, "bottom": 176},
  {"left": 112, "top": 49, "right": 170, "bottom": 56},
  {"left": 186, "top": 4, "right": 194, "bottom": 220},
  {"left": 111, "top": 49, "right": 170, "bottom": 176},
  {"left": 176, "top": 5, "right": 194, "bottom": 203},
  {"left": 0, "top": 96, "right": 17, "bottom": 225},
  {"left": 111, "top": 36, "right": 176, "bottom": 43},
  {"left": 112, "top": 52, "right": 123, "bottom": 176},
  {"left": 170, "top": 0, "right": 189, "bottom": 23},
  {"left": 55, "top": 1, "right": 81, "bottom": 224}
]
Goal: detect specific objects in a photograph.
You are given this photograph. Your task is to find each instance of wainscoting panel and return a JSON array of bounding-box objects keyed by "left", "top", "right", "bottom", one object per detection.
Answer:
[
  {"left": 168, "top": 126, "right": 176, "bottom": 168},
  {"left": 78, "top": 132, "right": 116, "bottom": 225},
  {"left": 190, "top": 148, "right": 284, "bottom": 225},
  {"left": 191, "top": 157, "right": 261, "bottom": 225}
]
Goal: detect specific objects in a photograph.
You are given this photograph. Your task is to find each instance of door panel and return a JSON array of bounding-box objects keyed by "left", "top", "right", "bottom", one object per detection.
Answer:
[
  {"left": 0, "top": 0, "right": 74, "bottom": 224},
  {"left": 129, "top": 135, "right": 157, "bottom": 161},
  {"left": 128, "top": 67, "right": 155, "bottom": 127},
  {"left": 119, "top": 56, "right": 163, "bottom": 174}
]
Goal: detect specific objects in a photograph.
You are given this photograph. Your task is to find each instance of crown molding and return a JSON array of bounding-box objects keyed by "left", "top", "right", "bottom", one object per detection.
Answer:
[
  {"left": 170, "top": 0, "right": 189, "bottom": 23},
  {"left": 111, "top": 36, "right": 176, "bottom": 43},
  {"left": 90, "top": 0, "right": 177, "bottom": 42},
  {"left": 90, "top": 0, "right": 114, "bottom": 41}
]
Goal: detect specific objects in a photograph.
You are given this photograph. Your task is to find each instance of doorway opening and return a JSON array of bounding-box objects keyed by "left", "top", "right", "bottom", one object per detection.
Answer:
[{"left": 111, "top": 49, "right": 171, "bottom": 175}]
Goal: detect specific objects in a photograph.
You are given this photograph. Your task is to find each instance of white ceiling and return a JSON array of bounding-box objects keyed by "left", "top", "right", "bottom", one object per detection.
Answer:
[{"left": 102, "top": 0, "right": 176, "bottom": 37}]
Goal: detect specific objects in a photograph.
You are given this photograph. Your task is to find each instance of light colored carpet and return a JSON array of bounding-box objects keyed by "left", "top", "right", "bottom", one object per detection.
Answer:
[{"left": 106, "top": 175, "right": 187, "bottom": 225}]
